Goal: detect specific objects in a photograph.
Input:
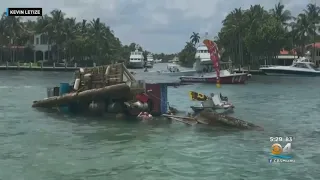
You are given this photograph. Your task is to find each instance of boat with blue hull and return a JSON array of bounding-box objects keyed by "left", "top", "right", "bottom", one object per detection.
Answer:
[{"left": 259, "top": 57, "right": 320, "bottom": 76}]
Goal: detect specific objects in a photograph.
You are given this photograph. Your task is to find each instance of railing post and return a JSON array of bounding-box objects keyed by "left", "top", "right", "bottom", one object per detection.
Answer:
[
  {"left": 74, "top": 63, "right": 77, "bottom": 68},
  {"left": 53, "top": 62, "right": 55, "bottom": 69},
  {"left": 6, "top": 61, "right": 8, "bottom": 69}
]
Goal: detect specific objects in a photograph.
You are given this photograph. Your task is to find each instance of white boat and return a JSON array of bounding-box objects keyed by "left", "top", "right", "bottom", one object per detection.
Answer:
[
  {"left": 128, "top": 45, "right": 144, "bottom": 69},
  {"left": 259, "top": 56, "right": 320, "bottom": 76},
  {"left": 154, "top": 44, "right": 214, "bottom": 76},
  {"left": 179, "top": 40, "right": 251, "bottom": 84},
  {"left": 154, "top": 59, "right": 162, "bottom": 63},
  {"left": 157, "top": 64, "right": 197, "bottom": 76},
  {"left": 146, "top": 53, "right": 154, "bottom": 68},
  {"left": 189, "top": 92, "right": 234, "bottom": 113},
  {"left": 193, "top": 44, "right": 214, "bottom": 72}
]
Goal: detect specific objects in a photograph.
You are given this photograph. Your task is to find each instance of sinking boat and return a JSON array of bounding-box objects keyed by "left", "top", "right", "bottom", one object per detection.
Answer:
[{"left": 162, "top": 109, "right": 263, "bottom": 130}]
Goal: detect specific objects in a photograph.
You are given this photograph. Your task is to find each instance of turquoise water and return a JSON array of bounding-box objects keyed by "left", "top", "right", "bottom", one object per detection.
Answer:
[{"left": 0, "top": 64, "right": 319, "bottom": 180}]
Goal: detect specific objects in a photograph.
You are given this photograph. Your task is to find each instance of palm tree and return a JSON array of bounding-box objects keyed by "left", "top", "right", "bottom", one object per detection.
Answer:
[
  {"left": 221, "top": 8, "right": 245, "bottom": 66},
  {"left": 292, "top": 13, "right": 313, "bottom": 55},
  {"left": 270, "top": 2, "right": 292, "bottom": 27},
  {"left": 185, "top": 42, "right": 195, "bottom": 52},
  {"left": 303, "top": 3, "right": 320, "bottom": 61},
  {"left": 63, "top": 17, "right": 77, "bottom": 62},
  {"left": 90, "top": 18, "right": 108, "bottom": 64},
  {"left": 190, "top": 32, "right": 200, "bottom": 45},
  {"left": 0, "top": 9, "right": 151, "bottom": 66},
  {"left": 46, "top": 9, "right": 65, "bottom": 62},
  {"left": 4, "top": 15, "right": 25, "bottom": 62},
  {"left": 0, "top": 13, "right": 7, "bottom": 62}
]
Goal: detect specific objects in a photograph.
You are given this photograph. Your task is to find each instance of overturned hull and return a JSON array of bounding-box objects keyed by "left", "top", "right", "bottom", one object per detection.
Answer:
[
  {"left": 197, "top": 109, "right": 263, "bottom": 130},
  {"left": 32, "top": 84, "right": 131, "bottom": 108},
  {"left": 163, "top": 109, "right": 263, "bottom": 130}
]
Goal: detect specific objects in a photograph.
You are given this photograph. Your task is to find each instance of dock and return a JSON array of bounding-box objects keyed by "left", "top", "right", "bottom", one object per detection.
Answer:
[
  {"left": 0, "top": 62, "right": 101, "bottom": 71},
  {"left": 0, "top": 66, "right": 80, "bottom": 71},
  {"left": 31, "top": 63, "right": 184, "bottom": 117}
]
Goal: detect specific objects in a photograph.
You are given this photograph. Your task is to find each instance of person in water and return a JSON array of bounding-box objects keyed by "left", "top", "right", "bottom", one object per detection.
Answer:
[{"left": 138, "top": 112, "right": 153, "bottom": 121}]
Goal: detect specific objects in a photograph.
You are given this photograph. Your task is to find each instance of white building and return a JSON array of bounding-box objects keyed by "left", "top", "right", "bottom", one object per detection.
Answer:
[{"left": 33, "top": 33, "right": 52, "bottom": 62}]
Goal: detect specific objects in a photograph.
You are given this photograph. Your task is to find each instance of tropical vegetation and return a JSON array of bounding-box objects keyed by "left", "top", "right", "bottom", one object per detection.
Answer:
[
  {"left": 0, "top": 10, "right": 175, "bottom": 66},
  {"left": 179, "top": 3, "right": 320, "bottom": 68},
  {"left": 2, "top": 3, "right": 320, "bottom": 68}
]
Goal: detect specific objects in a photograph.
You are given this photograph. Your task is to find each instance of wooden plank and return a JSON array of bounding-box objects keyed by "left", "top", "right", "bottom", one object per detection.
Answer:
[
  {"left": 161, "top": 114, "right": 195, "bottom": 120},
  {"left": 168, "top": 117, "right": 198, "bottom": 125}
]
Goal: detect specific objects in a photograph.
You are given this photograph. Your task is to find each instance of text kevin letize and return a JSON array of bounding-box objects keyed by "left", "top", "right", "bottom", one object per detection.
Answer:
[{"left": 7, "top": 8, "right": 42, "bottom": 16}]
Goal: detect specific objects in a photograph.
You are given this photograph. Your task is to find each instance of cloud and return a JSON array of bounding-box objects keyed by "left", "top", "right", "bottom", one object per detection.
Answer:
[{"left": 3, "top": 0, "right": 316, "bottom": 53}]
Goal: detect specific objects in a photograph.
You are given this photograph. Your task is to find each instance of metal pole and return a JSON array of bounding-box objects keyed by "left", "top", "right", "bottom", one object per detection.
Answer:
[
  {"left": 315, "top": 0, "right": 316, "bottom": 63},
  {"left": 311, "top": 0, "right": 316, "bottom": 62}
]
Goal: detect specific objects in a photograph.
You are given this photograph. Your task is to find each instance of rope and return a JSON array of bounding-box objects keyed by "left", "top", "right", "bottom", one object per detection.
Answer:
[{"left": 146, "top": 91, "right": 172, "bottom": 109}]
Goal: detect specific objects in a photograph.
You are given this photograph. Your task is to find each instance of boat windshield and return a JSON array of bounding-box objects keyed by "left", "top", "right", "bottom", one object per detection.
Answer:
[
  {"left": 309, "top": 63, "right": 320, "bottom": 71},
  {"left": 293, "top": 63, "right": 309, "bottom": 69}
]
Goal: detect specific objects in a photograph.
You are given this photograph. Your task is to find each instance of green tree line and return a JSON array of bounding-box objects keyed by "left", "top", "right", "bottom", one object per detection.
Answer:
[
  {"left": 0, "top": 10, "right": 176, "bottom": 65},
  {"left": 179, "top": 3, "right": 320, "bottom": 68}
]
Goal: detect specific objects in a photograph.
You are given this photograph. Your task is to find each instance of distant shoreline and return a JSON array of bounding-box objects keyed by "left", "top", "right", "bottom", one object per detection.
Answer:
[{"left": 0, "top": 66, "right": 81, "bottom": 72}]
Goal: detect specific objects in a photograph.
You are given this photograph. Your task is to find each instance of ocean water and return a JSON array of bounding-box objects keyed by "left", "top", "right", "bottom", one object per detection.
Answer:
[{"left": 0, "top": 63, "right": 319, "bottom": 180}]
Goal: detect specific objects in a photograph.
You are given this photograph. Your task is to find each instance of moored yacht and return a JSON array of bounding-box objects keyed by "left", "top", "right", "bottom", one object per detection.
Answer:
[
  {"left": 128, "top": 46, "right": 144, "bottom": 69},
  {"left": 259, "top": 57, "right": 320, "bottom": 76},
  {"left": 193, "top": 44, "right": 213, "bottom": 72},
  {"left": 179, "top": 37, "right": 250, "bottom": 84},
  {"left": 146, "top": 53, "right": 154, "bottom": 68}
]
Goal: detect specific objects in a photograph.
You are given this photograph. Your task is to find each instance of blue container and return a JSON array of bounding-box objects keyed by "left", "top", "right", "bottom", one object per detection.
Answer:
[
  {"left": 59, "top": 83, "right": 70, "bottom": 96},
  {"left": 59, "top": 83, "right": 70, "bottom": 113},
  {"left": 160, "top": 84, "right": 168, "bottom": 114}
]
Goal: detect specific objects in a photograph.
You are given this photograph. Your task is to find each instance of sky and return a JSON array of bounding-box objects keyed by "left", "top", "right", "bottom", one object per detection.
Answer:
[{"left": 3, "top": 0, "right": 319, "bottom": 53}]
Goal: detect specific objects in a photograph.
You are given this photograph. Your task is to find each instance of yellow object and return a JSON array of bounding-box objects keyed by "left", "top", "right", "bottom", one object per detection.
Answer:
[
  {"left": 189, "top": 91, "right": 208, "bottom": 101},
  {"left": 216, "top": 79, "right": 221, "bottom": 88},
  {"left": 271, "top": 143, "right": 283, "bottom": 155}
]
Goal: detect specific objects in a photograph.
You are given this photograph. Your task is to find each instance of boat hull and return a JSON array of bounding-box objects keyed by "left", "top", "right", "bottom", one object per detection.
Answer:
[
  {"left": 128, "top": 62, "right": 144, "bottom": 69},
  {"left": 180, "top": 73, "right": 248, "bottom": 84},
  {"left": 260, "top": 68, "right": 320, "bottom": 76},
  {"left": 146, "top": 61, "right": 154, "bottom": 68},
  {"left": 158, "top": 70, "right": 197, "bottom": 76}
]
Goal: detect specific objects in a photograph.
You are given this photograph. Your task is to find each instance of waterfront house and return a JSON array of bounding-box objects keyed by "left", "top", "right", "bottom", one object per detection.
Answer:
[
  {"left": 33, "top": 33, "right": 52, "bottom": 62},
  {"left": 274, "top": 43, "right": 320, "bottom": 66}
]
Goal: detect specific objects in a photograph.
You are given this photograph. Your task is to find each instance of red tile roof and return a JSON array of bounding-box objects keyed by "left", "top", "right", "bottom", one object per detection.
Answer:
[
  {"left": 279, "top": 49, "right": 297, "bottom": 55},
  {"left": 280, "top": 42, "right": 320, "bottom": 55},
  {"left": 305, "top": 43, "right": 320, "bottom": 49}
]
